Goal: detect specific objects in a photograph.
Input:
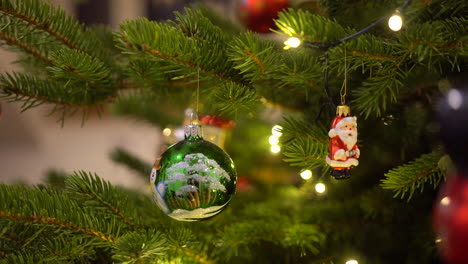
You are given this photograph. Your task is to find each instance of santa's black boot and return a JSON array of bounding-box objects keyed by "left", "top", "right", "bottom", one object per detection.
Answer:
[
  {"left": 331, "top": 169, "right": 346, "bottom": 179},
  {"left": 343, "top": 169, "right": 351, "bottom": 179}
]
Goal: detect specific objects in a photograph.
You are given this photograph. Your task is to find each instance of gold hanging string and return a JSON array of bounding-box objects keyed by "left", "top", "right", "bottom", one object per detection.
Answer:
[
  {"left": 189, "top": 68, "right": 201, "bottom": 125},
  {"left": 197, "top": 68, "right": 200, "bottom": 114},
  {"left": 340, "top": 48, "right": 348, "bottom": 105}
]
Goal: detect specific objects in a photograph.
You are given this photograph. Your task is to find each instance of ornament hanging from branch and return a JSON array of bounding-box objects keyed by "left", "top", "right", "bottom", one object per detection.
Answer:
[
  {"left": 325, "top": 49, "right": 359, "bottom": 180},
  {"left": 150, "top": 69, "right": 236, "bottom": 221},
  {"left": 326, "top": 105, "right": 359, "bottom": 179},
  {"left": 150, "top": 115, "right": 237, "bottom": 221}
]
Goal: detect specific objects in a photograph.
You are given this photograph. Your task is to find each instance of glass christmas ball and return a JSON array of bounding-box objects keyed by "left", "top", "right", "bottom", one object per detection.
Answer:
[{"left": 150, "top": 124, "right": 237, "bottom": 221}]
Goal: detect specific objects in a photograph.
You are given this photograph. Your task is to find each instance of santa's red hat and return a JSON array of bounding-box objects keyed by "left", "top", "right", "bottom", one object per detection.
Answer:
[{"left": 328, "top": 116, "right": 357, "bottom": 137}]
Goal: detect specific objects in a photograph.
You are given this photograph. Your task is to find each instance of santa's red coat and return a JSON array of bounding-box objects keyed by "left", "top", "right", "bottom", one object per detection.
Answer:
[{"left": 326, "top": 136, "right": 359, "bottom": 169}]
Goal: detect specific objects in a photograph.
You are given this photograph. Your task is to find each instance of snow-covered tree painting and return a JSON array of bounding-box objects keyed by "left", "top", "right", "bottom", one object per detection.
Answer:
[{"left": 154, "top": 153, "right": 234, "bottom": 221}]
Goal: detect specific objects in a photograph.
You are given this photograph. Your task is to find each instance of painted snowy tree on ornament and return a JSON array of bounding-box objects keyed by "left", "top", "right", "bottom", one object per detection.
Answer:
[
  {"left": 326, "top": 105, "right": 360, "bottom": 180},
  {"left": 150, "top": 123, "right": 237, "bottom": 221}
]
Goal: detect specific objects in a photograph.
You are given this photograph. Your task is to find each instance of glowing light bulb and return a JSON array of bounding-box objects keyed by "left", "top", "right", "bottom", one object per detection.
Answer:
[
  {"left": 315, "top": 183, "right": 326, "bottom": 193},
  {"left": 388, "top": 12, "right": 403, "bottom": 31},
  {"left": 270, "top": 145, "right": 281, "bottom": 153},
  {"left": 272, "top": 125, "right": 283, "bottom": 137},
  {"left": 345, "top": 260, "right": 358, "bottom": 264},
  {"left": 269, "top": 135, "right": 279, "bottom": 145},
  {"left": 441, "top": 196, "right": 451, "bottom": 206},
  {"left": 448, "top": 89, "right": 463, "bottom": 110},
  {"left": 162, "top": 128, "right": 172, "bottom": 137},
  {"left": 300, "top": 170, "right": 312, "bottom": 180},
  {"left": 284, "top": 37, "right": 301, "bottom": 50}
]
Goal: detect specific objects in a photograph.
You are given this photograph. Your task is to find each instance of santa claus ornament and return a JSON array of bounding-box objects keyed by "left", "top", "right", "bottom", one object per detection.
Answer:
[{"left": 326, "top": 105, "right": 360, "bottom": 180}]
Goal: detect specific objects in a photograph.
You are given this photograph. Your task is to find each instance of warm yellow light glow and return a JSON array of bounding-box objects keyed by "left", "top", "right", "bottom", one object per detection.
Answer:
[
  {"left": 162, "top": 128, "right": 172, "bottom": 137},
  {"left": 272, "top": 125, "right": 283, "bottom": 137},
  {"left": 284, "top": 37, "right": 301, "bottom": 50},
  {"left": 300, "top": 170, "right": 312, "bottom": 180},
  {"left": 441, "top": 196, "right": 451, "bottom": 206},
  {"left": 269, "top": 135, "right": 279, "bottom": 145},
  {"left": 345, "top": 260, "right": 358, "bottom": 264},
  {"left": 270, "top": 145, "right": 281, "bottom": 153},
  {"left": 315, "top": 183, "right": 326, "bottom": 193},
  {"left": 388, "top": 13, "right": 403, "bottom": 31}
]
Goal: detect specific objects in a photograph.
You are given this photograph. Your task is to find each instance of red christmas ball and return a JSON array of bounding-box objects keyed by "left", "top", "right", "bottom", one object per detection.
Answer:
[
  {"left": 238, "top": 0, "right": 289, "bottom": 33},
  {"left": 433, "top": 174, "right": 468, "bottom": 264}
]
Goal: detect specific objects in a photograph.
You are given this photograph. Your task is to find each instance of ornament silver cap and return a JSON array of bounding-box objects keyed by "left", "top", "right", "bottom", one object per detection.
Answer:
[
  {"left": 184, "top": 124, "right": 203, "bottom": 140},
  {"left": 184, "top": 109, "right": 203, "bottom": 139}
]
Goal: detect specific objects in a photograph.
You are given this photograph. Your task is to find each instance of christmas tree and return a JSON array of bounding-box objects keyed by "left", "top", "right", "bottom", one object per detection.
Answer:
[{"left": 0, "top": 0, "right": 467, "bottom": 263}]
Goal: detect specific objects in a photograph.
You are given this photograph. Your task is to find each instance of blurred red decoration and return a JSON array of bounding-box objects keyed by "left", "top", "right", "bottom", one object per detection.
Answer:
[
  {"left": 236, "top": 176, "right": 252, "bottom": 192},
  {"left": 433, "top": 174, "right": 468, "bottom": 264},
  {"left": 238, "top": 0, "right": 289, "bottom": 33},
  {"left": 199, "top": 115, "right": 235, "bottom": 130},
  {"left": 434, "top": 89, "right": 468, "bottom": 263}
]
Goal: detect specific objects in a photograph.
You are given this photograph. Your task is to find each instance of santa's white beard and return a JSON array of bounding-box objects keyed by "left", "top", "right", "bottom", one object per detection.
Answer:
[{"left": 337, "top": 130, "right": 357, "bottom": 150}]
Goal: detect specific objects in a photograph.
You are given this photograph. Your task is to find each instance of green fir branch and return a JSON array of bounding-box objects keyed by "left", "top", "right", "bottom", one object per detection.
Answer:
[
  {"left": 351, "top": 66, "right": 408, "bottom": 118},
  {"left": 275, "top": 8, "right": 349, "bottom": 43},
  {"left": 275, "top": 49, "right": 323, "bottom": 95},
  {"left": 116, "top": 16, "right": 247, "bottom": 87},
  {"left": 220, "top": 220, "right": 323, "bottom": 259},
  {"left": 0, "top": 231, "right": 99, "bottom": 263},
  {"left": 282, "top": 137, "right": 329, "bottom": 172},
  {"left": 112, "top": 230, "right": 168, "bottom": 264},
  {"left": 65, "top": 171, "right": 139, "bottom": 231},
  {"left": 398, "top": 18, "right": 468, "bottom": 70},
  {"left": 381, "top": 152, "right": 446, "bottom": 201},
  {"left": 228, "top": 32, "right": 281, "bottom": 81},
  {"left": 280, "top": 117, "right": 330, "bottom": 174},
  {"left": 0, "top": 72, "right": 103, "bottom": 109},
  {"left": 0, "top": 184, "right": 120, "bottom": 242},
  {"left": 327, "top": 35, "right": 399, "bottom": 74},
  {"left": 211, "top": 83, "right": 260, "bottom": 118},
  {"left": 0, "top": 0, "right": 109, "bottom": 62},
  {"left": 48, "top": 48, "right": 115, "bottom": 90},
  {"left": 410, "top": 0, "right": 468, "bottom": 22},
  {"left": 280, "top": 116, "right": 329, "bottom": 145},
  {"left": 124, "top": 59, "right": 168, "bottom": 91},
  {"left": 164, "top": 228, "right": 215, "bottom": 264},
  {"left": 0, "top": 25, "right": 52, "bottom": 65}
]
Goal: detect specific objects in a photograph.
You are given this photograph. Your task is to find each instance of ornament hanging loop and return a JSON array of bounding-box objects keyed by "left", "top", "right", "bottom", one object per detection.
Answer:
[{"left": 340, "top": 48, "right": 348, "bottom": 106}]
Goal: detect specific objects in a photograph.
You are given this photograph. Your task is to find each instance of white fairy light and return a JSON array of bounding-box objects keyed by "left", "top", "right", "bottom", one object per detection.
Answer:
[
  {"left": 284, "top": 37, "right": 301, "bottom": 49},
  {"left": 315, "top": 183, "right": 326, "bottom": 193},
  {"left": 270, "top": 145, "right": 281, "bottom": 153},
  {"left": 388, "top": 11, "right": 403, "bottom": 31},
  {"left": 162, "top": 128, "right": 172, "bottom": 137},
  {"left": 272, "top": 125, "right": 283, "bottom": 137},
  {"left": 300, "top": 170, "right": 312, "bottom": 180},
  {"left": 269, "top": 135, "right": 280, "bottom": 145}
]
